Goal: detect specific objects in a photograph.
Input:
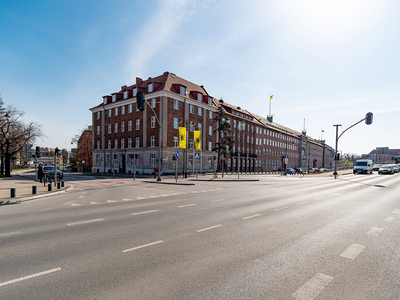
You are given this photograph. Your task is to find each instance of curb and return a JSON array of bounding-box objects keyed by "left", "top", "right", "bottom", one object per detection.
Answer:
[
  {"left": 142, "top": 181, "right": 195, "bottom": 186},
  {"left": 0, "top": 186, "right": 74, "bottom": 205}
]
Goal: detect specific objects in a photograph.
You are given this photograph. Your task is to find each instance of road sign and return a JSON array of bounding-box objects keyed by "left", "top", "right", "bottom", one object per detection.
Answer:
[
  {"left": 175, "top": 151, "right": 180, "bottom": 158},
  {"left": 303, "top": 155, "right": 307, "bottom": 160},
  {"left": 138, "top": 157, "right": 144, "bottom": 163},
  {"left": 194, "top": 153, "right": 200, "bottom": 159},
  {"left": 285, "top": 154, "right": 288, "bottom": 159}
]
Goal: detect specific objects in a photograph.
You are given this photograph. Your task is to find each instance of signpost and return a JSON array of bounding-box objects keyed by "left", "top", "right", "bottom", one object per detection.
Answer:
[{"left": 174, "top": 151, "right": 179, "bottom": 182}]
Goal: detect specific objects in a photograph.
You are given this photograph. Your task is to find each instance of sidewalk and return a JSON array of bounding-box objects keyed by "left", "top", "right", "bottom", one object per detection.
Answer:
[{"left": 0, "top": 171, "right": 71, "bottom": 205}]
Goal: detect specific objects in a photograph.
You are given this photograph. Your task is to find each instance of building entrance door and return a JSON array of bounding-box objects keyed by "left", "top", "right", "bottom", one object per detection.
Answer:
[{"left": 120, "top": 154, "right": 126, "bottom": 173}]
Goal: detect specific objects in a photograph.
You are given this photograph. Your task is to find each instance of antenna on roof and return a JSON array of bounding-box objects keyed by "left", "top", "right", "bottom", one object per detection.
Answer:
[
  {"left": 302, "top": 118, "right": 307, "bottom": 136},
  {"left": 267, "top": 95, "right": 273, "bottom": 122}
]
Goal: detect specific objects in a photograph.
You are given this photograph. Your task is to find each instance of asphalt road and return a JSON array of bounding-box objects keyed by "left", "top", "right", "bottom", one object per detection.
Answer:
[{"left": 1, "top": 172, "right": 400, "bottom": 299}]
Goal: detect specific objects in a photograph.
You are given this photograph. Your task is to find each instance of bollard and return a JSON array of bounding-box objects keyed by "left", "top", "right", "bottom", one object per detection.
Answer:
[
  {"left": 61, "top": 181, "right": 64, "bottom": 188},
  {"left": 48, "top": 183, "right": 52, "bottom": 192},
  {"left": 32, "top": 186, "right": 37, "bottom": 195},
  {"left": 10, "top": 188, "right": 16, "bottom": 198},
  {"left": 57, "top": 182, "right": 61, "bottom": 189}
]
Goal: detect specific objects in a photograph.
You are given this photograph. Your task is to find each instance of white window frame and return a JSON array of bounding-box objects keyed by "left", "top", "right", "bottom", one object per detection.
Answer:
[
  {"left": 173, "top": 118, "right": 178, "bottom": 129},
  {"left": 151, "top": 116, "right": 156, "bottom": 128},
  {"left": 136, "top": 119, "right": 140, "bottom": 130},
  {"left": 174, "top": 100, "right": 179, "bottom": 110},
  {"left": 151, "top": 135, "right": 156, "bottom": 147}
]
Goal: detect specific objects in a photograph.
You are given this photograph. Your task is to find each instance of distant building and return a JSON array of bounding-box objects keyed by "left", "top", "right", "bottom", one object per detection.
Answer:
[
  {"left": 77, "top": 127, "right": 93, "bottom": 172},
  {"left": 363, "top": 147, "right": 400, "bottom": 164}
]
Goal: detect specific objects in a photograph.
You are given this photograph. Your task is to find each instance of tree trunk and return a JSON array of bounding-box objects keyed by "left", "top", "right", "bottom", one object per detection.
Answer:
[{"left": 4, "top": 153, "right": 11, "bottom": 177}]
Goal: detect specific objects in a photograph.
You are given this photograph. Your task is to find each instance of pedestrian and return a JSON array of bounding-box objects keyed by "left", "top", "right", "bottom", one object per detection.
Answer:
[
  {"left": 38, "top": 165, "right": 44, "bottom": 183},
  {"left": 153, "top": 166, "right": 157, "bottom": 178}
]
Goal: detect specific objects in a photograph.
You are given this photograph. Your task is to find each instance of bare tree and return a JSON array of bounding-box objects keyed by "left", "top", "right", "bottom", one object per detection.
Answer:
[{"left": 0, "top": 105, "right": 44, "bottom": 177}]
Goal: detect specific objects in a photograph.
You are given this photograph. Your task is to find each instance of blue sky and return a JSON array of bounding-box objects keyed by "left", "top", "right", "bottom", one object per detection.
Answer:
[{"left": 1, "top": 0, "right": 399, "bottom": 155}]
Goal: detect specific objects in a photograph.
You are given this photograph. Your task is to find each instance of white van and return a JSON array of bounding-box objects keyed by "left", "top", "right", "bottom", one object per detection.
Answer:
[{"left": 353, "top": 159, "right": 373, "bottom": 174}]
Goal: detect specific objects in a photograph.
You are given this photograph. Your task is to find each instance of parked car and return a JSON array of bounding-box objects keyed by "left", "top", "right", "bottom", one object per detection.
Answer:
[
  {"left": 295, "top": 168, "right": 304, "bottom": 174},
  {"left": 392, "top": 165, "right": 399, "bottom": 173},
  {"left": 43, "top": 166, "right": 64, "bottom": 180},
  {"left": 286, "top": 168, "right": 296, "bottom": 174},
  {"left": 373, "top": 164, "right": 382, "bottom": 171},
  {"left": 378, "top": 165, "right": 394, "bottom": 175}
]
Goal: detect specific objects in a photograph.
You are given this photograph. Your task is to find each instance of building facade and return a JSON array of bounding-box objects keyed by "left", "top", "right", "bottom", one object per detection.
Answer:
[
  {"left": 90, "top": 72, "right": 334, "bottom": 175},
  {"left": 77, "top": 128, "right": 93, "bottom": 172}
]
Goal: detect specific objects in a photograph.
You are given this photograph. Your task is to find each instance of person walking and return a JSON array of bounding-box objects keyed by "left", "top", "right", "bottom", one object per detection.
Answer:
[
  {"left": 153, "top": 166, "right": 157, "bottom": 178},
  {"left": 38, "top": 165, "right": 44, "bottom": 183}
]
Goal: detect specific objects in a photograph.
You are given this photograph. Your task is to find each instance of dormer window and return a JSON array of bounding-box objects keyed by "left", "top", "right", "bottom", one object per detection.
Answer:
[
  {"left": 112, "top": 94, "right": 117, "bottom": 102},
  {"left": 208, "top": 97, "right": 212, "bottom": 105},
  {"left": 103, "top": 97, "right": 108, "bottom": 104},
  {"left": 180, "top": 86, "right": 186, "bottom": 95},
  {"left": 148, "top": 83, "right": 153, "bottom": 93},
  {"left": 197, "top": 93, "right": 202, "bottom": 101},
  {"left": 124, "top": 90, "right": 128, "bottom": 99},
  {"left": 133, "top": 88, "right": 137, "bottom": 96}
]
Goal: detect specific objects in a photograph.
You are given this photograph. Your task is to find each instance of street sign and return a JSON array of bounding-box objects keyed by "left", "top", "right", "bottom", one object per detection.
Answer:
[
  {"left": 138, "top": 157, "right": 144, "bottom": 163},
  {"left": 303, "top": 155, "right": 306, "bottom": 160},
  {"left": 175, "top": 151, "right": 180, "bottom": 158},
  {"left": 285, "top": 154, "right": 288, "bottom": 159},
  {"left": 194, "top": 153, "right": 200, "bottom": 159}
]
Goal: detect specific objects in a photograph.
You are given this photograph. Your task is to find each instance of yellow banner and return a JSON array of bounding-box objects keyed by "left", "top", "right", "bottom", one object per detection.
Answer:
[
  {"left": 179, "top": 127, "right": 186, "bottom": 148},
  {"left": 194, "top": 130, "right": 201, "bottom": 150}
]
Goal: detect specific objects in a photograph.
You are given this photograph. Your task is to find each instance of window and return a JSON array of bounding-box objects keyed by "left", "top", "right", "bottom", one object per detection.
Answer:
[
  {"left": 180, "top": 86, "right": 185, "bottom": 95},
  {"left": 124, "top": 90, "right": 128, "bottom": 99},
  {"left": 173, "top": 118, "right": 178, "bottom": 129},
  {"left": 103, "top": 97, "right": 107, "bottom": 105},
  {"left": 121, "top": 106, "right": 125, "bottom": 115},
  {"left": 208, "top": 97, "right": 212, "bottom": 105},
  {"left": 150, "top": 135, "right": 156, "bottom": 147},
  {"left": 174, "top": 100, "right": 179, "bottom": 110},
  {"left": 96, "top": 140, "right": 100, "bottom": 149},
  {"left": 128, "top": 138, "right": 132, "bottom": 148},
  {"left": 107, "top": 154, "right": 111, "bottom": 165},
  {"left": 108, "top": 109, "right": 111, "bottom": 117},
  {"left": 150, "top": 154, "right": 156, "bottom": 165},
  {"left": 190, "top": 104, "right": 194, "bottom": 114},
  {"left": 114, "top": 139, "right": 118, "bottom": 149},
  {"left": 188, "top": 155, "right": 193, "bottom": 167},
  {"left": 97, "top": 112, "right": 100, "bottom": 119},
  {"left": 121, "top": 139, "right": 125, "bottom": 148},
  {"left": 121, "top": 121, "right": 125, "bottom": 132},
  {"left": 108, "top": 124, "right": 111, "bottom": 134},
  {"left": 209, "top": 141, "right": 212, "bottom": 151},
  {"left": 115, "top": 107, "right": 118, "bottom": 116},
  {"left": 135, "top": 137, "right": 140, "bottom": 148},
  {"left": 198, "top": 123, "right": 202, "bottom": 132},
  {"left": 128, "top": 104, "right": 132, "bottom": 113},
  {"left": 190, "top": 123, "right": 194, "bottom": 132},
  {"left": 209, "top": 126, "right": 212, "bottom": 136},
  {"left": 108, "top": 140, "right": 111, "bottom": 149},
  {"left": 189, "top": 139, "right": 194, "bottom": 149},
  {"left": 128, "top": 120, "right": 132, "bottom": 131},
  {"left": 96, "top": 126, "right": 100, "bottom": 135},
  {"left": 173, "top": 136, "right": 178, "bottom": 148},
  {"left": 151, "top": 98, "right": 156, "bottom": 108},
  {"left": 133, "top": 88, "right": 137, "bottom": 96},
  {"left": 112, "top": 94, "right": 116, "bottom": 102},
  {"left": 148, "top": 83, "right": 153, "bottom": 93},
  {"left": 151, "top": 116, "right": 156, "bottom": 128},
  {"left": 136, "top": 119, "right": 140, "bottom": 130},
  {"left": 114, "top": 123, "right": 118, "bottom": 133},
  {"left": 209, "top": 111, "right": 213, "bottom": 119},
  {"left": 197, "top": 93, "right": 202, "bottom": 101},
  {"left": 208, "top": 157, "right": 212, "bottom": 167},
  {"left": 198, "top": 107, "right": 202, "bottom": 116}
]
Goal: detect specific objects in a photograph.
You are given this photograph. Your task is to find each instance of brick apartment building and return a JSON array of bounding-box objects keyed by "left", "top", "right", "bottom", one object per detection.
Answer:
[
  {"left": 89, "top": 72, "right": 334, "bottom": 175},
  {"left": 77, "top": 128, "right": 93, "bottom": 172}
]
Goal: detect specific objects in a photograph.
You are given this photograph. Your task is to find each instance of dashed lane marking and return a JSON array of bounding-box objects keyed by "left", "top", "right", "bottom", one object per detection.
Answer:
[
  {"left": 242, "top": 214, "right": 261, "bottom": 220},
  {"left": 0, "top": 268, "right": 61, "bottom": 287},
  {"left": 385, "top": 216, "right": 394, "bottom": 222},
  {"left": 67, "top": 219, "right": 105, "bottom": 226},
  {"left": 177, "top": 204, "right": 197, "bottom": 208},
  {"left": 211, "top": 199, "right": 226, "bottom": 203},
  {"left": 392, "top": 209, "right": 400, "bottom": 214},
  {"left": 274, "top": 206, "right": 288, "bottom": 212},
  {"left": 123, "top": 240, "right": 164, "bottom": 253},
  {"left": 0, "top": 231, "right": 22, "bottom": 238},
  {"left": 297, "top": 201, "right": 309, "bottom": 205},
  {"left": 131, "top": 210, "right": 158, "bottom": 216},
  {"left": 366, "top": 227, "right": 384, "bottom": 236},
  {"left": 340, "top": 244, "right": 365, "bottom": 259},
  {"left": 197, "top": 224, "right": 222, "bottom": 232},
  {"left": 71, "top": 203, "right": 83, "bottom": 207},
  {"left": 293, "top": 273, "right": 334, "bottom": 300}
]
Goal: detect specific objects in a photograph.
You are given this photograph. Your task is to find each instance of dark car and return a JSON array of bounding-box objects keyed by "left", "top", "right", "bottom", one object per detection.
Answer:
[
  {"left": 295, "top": 168, "right": 304, "bottom": 174},
  {"left": 378, "top": 165, "right": 394, "bottom": 175},
  {"left": 43, "top": 166, "right": 64, "bottom": 180}
]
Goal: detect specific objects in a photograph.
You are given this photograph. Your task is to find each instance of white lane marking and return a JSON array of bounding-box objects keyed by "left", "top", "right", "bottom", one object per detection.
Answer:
[
  {"left": 211, "top": 199, "right": 226, "bottom": 203},
  {"left": 314, "top": 197, "right": 323, "bottom": 201},
  {"left": 242, "top": 214, "right": 261, "bottom": 220},
  {"left": 392, "top": 209, "right": 400, "bottom": 214},
  {"left": 67, "top": 219, "right": 105, "bottom": 226},
  {"left": 0, "top": 267, "right": 61, "bottom": 287},
  {"left": 123, "top": 198, "right": 134, "bottom": 201},
  {"left": 0, "top": 231, "right": 22, "bottom": 238},
  {"left": 150, "top": 196, "right": 159, "bottom": 198},
  {"left": 137, "top": 197, "right": 147, "bottom": 199},
  {"left": 123, "top": 240, "right": 164, "bottom": 253},
  {"left": 90, "top": 202, "right": 100, "bottom": 205},
  {"left": 71, "top": 203, "right": 83, "bottom": 206},
  {"left": 131, "top": 210, "right": 158, "bottom": 216},
  {"left": 385, "top": 216, "right": 394, "bottom": 222},
  {"left": 297, "top": 201, "right": 309, "bottom": 205},
  {"left": 340, "top": 244, "right": 365, "bottom": 259},
  {"left": 107, "top": 200, "right": 117, "bottom": 203},
  {"left": 197, "top": 224, "right": 222, "bottom": 232},
  {"left": 81, "top": 191, "right": 87, "bottom": 194},
  {"left": 366, "top": 227, "right": 384, "bottom": 236},
  {"left": 78, "top": 196, "right": 85, "bottom": 199},
  {"left": 177, "top": 204, "right": 197, "bottom": 208},
  {"left": 274, "top": 206, "right": 288, "bottom": 211},
  {"left": 293, "top": 273, "right": 334, "bottom": 300},
  {"left": 63, "top": 201, "right": 76, "bottom": 205},
  {"left": 191, "top": 191, "right": 199, "bottom": 194}
]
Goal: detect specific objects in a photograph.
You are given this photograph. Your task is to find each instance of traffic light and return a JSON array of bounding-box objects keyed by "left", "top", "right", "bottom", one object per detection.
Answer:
[
  {"left": 55, "top": 147, "right": 60, "bottom": 156},
  {"left": 35, "top": 146, "right": 41, "bottom": 158},
  {"left": 137, "top": 92, "right": 145, "bottom": 111},
  {"left": 365, "top": 112, "right": 373, "bottom": 125},
  {"left": 335, "top": 153, "right": 340, "bottom": 161}
]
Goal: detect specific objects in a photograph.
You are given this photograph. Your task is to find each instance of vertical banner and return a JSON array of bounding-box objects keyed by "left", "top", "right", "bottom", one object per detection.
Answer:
[
  {"left": 194, "top": 130, "right": 201, "bottom": 150},
  {"left": 179, "top": 127, "right": 186, "bottom": 148}
]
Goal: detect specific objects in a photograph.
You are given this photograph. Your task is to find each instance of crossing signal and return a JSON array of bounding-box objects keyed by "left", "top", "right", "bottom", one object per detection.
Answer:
[
  {"left": 137, "top": 92, "right": 145, "bottom": 111},
  {"left": 365, "top": 112, "right": 373, "bottom": 125},
  {"left": 35, "top": 146, "right": 41, "bottom": 158}
]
